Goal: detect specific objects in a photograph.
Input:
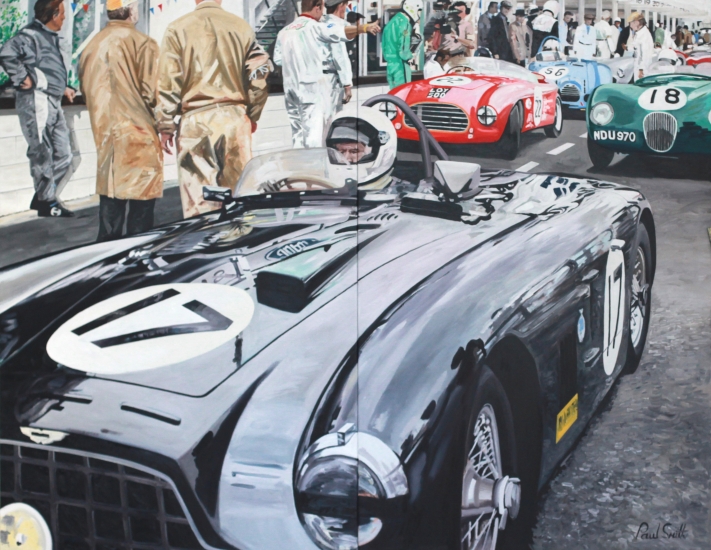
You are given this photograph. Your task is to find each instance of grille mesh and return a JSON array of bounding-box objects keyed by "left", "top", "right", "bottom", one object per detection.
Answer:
[
  {"left": 643, "top": 112, "right": 678, "bottom": 153},
  {"left": 404, "top": 103, "right": 469, "bottom": 132},
  {"left": 0, "top": 443, "right": 204, "bottom": 550},
  {"left": 560, "top": 84, "right": 581, "bottom": 102}
]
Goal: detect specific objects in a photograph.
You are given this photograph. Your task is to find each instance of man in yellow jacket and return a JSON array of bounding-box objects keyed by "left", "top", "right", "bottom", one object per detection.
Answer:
[
  {"left": 79, "top": 0, "right": 162, "bottom": 241},
  {"left": 156, "top": 0, "right": 272, "bottom": 218}
]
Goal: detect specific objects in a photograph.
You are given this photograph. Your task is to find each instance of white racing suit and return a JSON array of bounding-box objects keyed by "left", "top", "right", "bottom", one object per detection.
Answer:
[
  {"left": 322, "top": 14, "right": 353, "bottom": 125},
  {"left": 573, "top": 24, "right": 597, "bottom": 59},
  {"left": 594, "top": 19, "right": 615, "bottom": 58},
  {"left": 274, "top": 15, "right": 351, "bottom": 148}
]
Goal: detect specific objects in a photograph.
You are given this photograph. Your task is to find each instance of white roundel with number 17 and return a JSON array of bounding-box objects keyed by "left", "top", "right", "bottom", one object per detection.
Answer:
[{"left": 637, "top": 86, "right": 687, "bottom": 110}]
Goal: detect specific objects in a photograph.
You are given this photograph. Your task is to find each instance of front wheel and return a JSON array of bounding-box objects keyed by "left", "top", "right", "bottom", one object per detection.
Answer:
[
  {"left": 459, "top": 367, "right": 535, "bottom": 550},
  {"left": 544, "top": 96, "right": 563, "bottom": 138},
  {"left": 624, "top": 224, "right": 653, "bottom": 374},
  {"left": 587, "top": 137, "right": 615, "bottom": 169},
  {"left": 500, "top": 103, "right": 522, "bottom": 161}
]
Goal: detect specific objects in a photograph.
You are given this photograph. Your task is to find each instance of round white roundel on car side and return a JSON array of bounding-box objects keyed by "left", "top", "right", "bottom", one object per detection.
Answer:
[
  {"left": 47, "top": 284, "right": 254, "bottom": 375},
  {"left": 603, "top": 240, "right": 626, "bottom": 376},
  {"left": 540, "top": 66, "right": 569, "bottom": 81},
  {"left": 637, "top": 86, "right": 687, "bottom": 110},
  {"left": 429, "top": 75, "right": 470, "bottom": 87},
  {"left": 533, "top": 87, "right": 544, "bottom": 126}
]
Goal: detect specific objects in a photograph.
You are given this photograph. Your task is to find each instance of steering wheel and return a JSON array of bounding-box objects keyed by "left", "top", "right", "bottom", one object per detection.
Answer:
[
  {"left": 446, "top": 65, "right": 477, "bottom": 74},
  {"left": 259, "top": 175, "right": 340, "bottom": 194}
]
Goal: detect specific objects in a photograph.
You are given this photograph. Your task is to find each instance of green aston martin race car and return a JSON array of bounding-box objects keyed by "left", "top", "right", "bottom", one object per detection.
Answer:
[{"left": 586, "top": 73, "right": 711, "bottom": 168}]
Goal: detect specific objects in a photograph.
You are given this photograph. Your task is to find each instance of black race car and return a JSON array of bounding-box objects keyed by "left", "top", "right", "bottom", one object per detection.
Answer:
[{"left": 0, "top": 96, "right": 654, "bottom": 550}]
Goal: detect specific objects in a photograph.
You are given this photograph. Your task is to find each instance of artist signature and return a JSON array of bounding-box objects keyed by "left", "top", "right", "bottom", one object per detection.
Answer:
[{"left": 634, "top": 522, "right": 688, "bottom": 540}]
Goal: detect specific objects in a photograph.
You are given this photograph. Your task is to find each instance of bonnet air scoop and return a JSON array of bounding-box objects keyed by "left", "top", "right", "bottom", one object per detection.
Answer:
[{"left": 255, "top": 234, "right": 378, "bottom": 313}]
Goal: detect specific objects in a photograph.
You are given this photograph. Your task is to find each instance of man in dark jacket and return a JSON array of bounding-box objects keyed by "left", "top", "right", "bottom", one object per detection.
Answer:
[
  {"left": 489, "top": 0, "right": 514, "bottom": 62},
  {"left": 0, "top": 0, "right": 76, "bottom": 217},
  {"left": 615, "top": 23, "right": 632, "bottom": 56}
]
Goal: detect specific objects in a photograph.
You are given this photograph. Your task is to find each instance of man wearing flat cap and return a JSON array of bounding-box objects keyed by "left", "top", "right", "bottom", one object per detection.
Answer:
[
  {"left": 510, "top": 8, "right": 532, "bottom": 66},
  {"left": 80, "top": 0, "right": 162, "bottom": 241},
  {"left": 627, "top": 12, "right": 654, "bottom": 81},
  {"left": 489, "top": 1, "right": 515, "bottom": 62}
]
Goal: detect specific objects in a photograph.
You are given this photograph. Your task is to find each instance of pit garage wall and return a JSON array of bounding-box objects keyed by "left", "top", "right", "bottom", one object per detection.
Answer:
[{"left": 0, "top": 85, "right": 389, "bottom": 218}]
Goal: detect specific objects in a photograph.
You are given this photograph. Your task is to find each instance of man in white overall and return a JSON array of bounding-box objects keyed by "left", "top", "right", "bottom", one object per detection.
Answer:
[
  {"left": 574, "top": 12, "right": 597, "bottom": 59},
  {"left": 322, "top": 0, "right": 355, "bottom": 125},
  {"left": 274, "top": 0, "right": 378, "bottom": 148}
]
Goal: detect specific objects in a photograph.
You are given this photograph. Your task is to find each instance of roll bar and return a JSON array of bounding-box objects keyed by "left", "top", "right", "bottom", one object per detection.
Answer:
[{"left": 362, "top": 95, "right": 449, "bottom": 179}]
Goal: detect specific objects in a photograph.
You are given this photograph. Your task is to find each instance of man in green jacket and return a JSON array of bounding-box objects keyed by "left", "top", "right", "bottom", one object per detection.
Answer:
[{"left": 382, "top": 0, "right": 422, "bottom": 88}]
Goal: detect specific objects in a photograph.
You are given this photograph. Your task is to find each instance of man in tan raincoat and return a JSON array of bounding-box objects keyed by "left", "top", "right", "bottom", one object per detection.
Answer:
[
  {"left": 79, "top": 0, "right": 162, "bottom": 241},
  {"left": 156, "top": 0, "right": 272, "bottom": 218}
]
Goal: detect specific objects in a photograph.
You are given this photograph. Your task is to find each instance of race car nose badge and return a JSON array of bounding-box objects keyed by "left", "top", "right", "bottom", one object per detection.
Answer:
[
  {"left": 46, "top": 284, "right": 254, "bottom": 375},
  {"left": 0, "top": 503, "right": 52, "bottom": 550}
]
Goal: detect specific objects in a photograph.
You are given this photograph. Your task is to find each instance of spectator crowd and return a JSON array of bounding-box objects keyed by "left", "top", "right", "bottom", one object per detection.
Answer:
[{"left": 0, "top": 0, "right": 706, "bottom": 239}]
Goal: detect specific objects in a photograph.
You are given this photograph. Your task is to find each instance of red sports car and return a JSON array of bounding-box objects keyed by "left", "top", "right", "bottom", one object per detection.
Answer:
[
  {"left": 685, "top": 49, "right": 711, "bottom": 67},
  {"left": 385, "top": 58, "right": 563, "bottom": 159}
]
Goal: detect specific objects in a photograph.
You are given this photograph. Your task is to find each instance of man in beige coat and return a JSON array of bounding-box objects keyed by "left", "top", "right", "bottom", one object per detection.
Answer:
[
  {"left": 156, "top": 0, "right": 272, "bottom": 218},
  {"left": 510, "top": 8, "right": 533, "bottom": 66},
  {"left": 79, "top": 0, "right": 162, "bottom": 241}
]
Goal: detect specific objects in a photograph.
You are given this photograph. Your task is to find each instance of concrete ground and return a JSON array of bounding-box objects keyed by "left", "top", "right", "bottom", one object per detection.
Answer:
[{"left": 0, "top": 115, "right": 709, "bottom": 549}]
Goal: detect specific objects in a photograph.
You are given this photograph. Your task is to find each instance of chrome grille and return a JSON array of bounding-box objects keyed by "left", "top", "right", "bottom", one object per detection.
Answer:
[
  {"left": 643, "top": 112, "right": 678, "bottom": 153},
  {"left": 404, "top": 103, "right": 469, "bottom": 132},
  {"left": 560, "top": 84, "right": 580, "bottom": 102},
  {"left": 0, "top": 443, "right": 204, "bottom": 549}
]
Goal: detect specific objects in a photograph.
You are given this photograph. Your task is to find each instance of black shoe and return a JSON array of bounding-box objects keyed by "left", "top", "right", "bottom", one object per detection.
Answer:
[
  {"left": 29, "top": 193, "right": 39, "bottom": 211},
  {"left": 37, "top": 200, "right": 75, "bottom": 218}
]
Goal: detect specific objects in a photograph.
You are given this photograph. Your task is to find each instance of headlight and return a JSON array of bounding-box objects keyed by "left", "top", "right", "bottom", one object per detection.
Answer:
[
  {"left": 590, "top": 102, "right": 614, "bottom": 126},
  {"left": 378, "top": 102, "right": 398, "bottom": 120},
  {"left": 296, "top": 424, "right": 408, "bottom": 550},
  {"left": 477, "top": 105, "right": 497, "bottom": 126},
  {"left": 617, "top": 67, "right": 625, "bottom": 79}
]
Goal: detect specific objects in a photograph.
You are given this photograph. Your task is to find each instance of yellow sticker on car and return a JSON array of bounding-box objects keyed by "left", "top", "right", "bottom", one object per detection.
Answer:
[{"left": 556, "top": 393, "right": 578, "bottom": 443}]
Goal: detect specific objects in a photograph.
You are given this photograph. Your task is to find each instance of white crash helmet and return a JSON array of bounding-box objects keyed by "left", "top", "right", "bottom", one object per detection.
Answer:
[
  {"left": 402, "top": 0, "right": 423, "bottom": 23},
  {"left": 657, "top": 48, "right": 679, "bottom": 65},
  {"left": 325, "top": 105, "right": 397, "bottom": 187},
  {"left": 542, "top": 0, "right": 559, "bottom": 17}
]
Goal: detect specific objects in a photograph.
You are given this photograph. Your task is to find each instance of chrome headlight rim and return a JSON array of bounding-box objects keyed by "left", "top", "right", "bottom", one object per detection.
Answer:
[
  {"left": 378, "top": 102, "right": 399, "bottom": 121},
  {"left": 590, "top": 101, "right": 615, "bottom": 126},
  {"left": 295, "top": 425, "right": 409, "bottom": 550},
  {"left": 477, "top": 105, "right": 498, "bottom": 126}
]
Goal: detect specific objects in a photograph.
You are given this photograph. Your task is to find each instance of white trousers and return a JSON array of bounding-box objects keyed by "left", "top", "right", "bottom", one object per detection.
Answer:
[
  {"left": 324, "top": 73, "right": 345, "bottom": 129},
  {"left": 284, "top": 74, "right": 347, "bottom": 148},
  {"left": 285, "top": 80, "right": 330, "bottom": 149}
]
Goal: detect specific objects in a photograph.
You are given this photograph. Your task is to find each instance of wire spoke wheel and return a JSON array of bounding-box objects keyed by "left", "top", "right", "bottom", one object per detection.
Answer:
[
  {"left": 461, "top": 404, "right": 506, "bottom": 550},
  {"left": 629, "top": 245, "right": 648, "bottom": 348}
]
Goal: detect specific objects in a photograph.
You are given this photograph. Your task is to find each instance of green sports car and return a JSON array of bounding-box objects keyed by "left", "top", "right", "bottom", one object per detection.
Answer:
[{"left": 586, "top": 73, "right": 711, "bottom": 168}]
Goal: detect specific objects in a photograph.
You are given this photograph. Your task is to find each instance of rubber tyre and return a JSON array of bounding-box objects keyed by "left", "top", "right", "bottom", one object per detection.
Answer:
[
  {"left": 587, "top": 137, "right": 615, "bottom": 169},
  {"left": 500, "top": 103, "right": 522, "bottom": 161},
  {"left": 623, "top": 224, "right": 653, "bottom": 375},
  {"left": 544, "top": 96, "right": 563, "bottom": 138},
  {"left": 458, "top": 366, "right": 538, "bottom": 550}
]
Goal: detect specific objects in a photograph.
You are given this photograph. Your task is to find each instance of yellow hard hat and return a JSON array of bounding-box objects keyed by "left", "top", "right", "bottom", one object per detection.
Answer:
[{"left": 106, "top": 0, "right": 136, "bottom": 10}]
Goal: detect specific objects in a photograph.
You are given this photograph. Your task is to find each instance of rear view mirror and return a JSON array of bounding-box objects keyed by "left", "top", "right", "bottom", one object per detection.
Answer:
[
  {"left": 433, "top": 161, "right": 481, "bottom": 200},
  {"left": 203, "top": 186, "right": 233, "bottom": 203}
]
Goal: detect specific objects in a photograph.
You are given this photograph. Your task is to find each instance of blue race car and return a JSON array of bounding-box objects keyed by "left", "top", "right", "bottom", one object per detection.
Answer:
[{"left": 529, "top": 37, "right": 613, "bottom": 110}]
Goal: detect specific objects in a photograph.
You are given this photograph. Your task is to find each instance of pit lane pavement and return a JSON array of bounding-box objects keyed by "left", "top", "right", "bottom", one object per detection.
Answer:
[{"left": 0, "top": 117, "right": 710, "bottom": 549}]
